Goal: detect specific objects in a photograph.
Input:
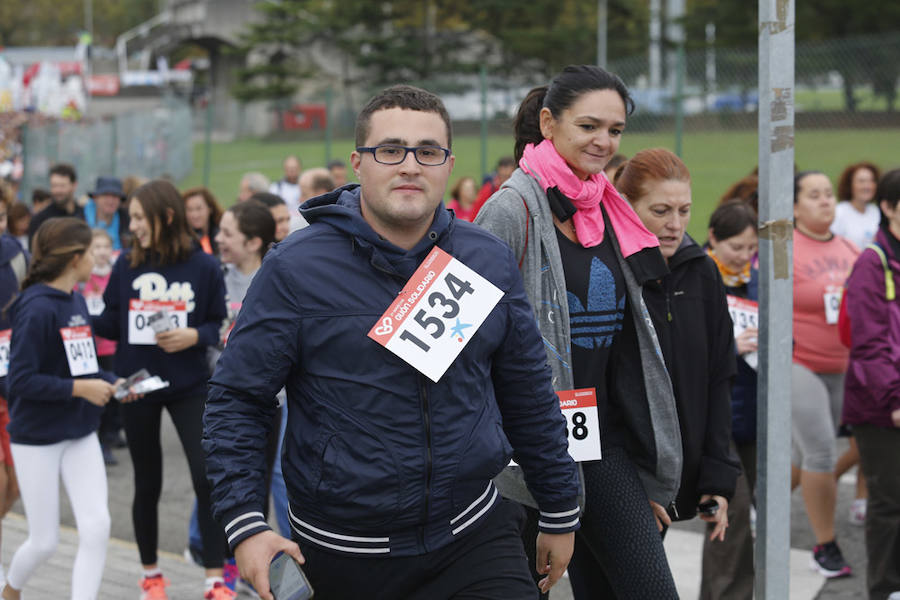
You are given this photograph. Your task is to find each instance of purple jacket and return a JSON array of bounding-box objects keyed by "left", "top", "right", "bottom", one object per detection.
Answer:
[{"left": 843, "top": 228, "right": 900, "bottom": 428}]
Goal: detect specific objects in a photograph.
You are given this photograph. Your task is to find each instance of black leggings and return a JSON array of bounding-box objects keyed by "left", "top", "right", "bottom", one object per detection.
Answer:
[
  {"left": 522, "top": 447, "right": 678, "bottom": 599},
  {"left": 122, "top": 393, "right": 225, "bottom": 569}
]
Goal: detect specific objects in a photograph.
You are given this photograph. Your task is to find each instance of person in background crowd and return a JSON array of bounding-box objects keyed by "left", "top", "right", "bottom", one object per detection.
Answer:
[
  {"left": 471, "top": 156, "right": 516, "bottom": 218},
  {"left": 617, "top": 148, "right": 739, "bottom": 542},
  {"left": 28, "top": 164, "right": 84, "bottom": 238},
  {"left": 7, "top": 204, "right": 30, "bottom": 252},
  {"left": 85, "top": 177, "right": 130, "bottom": 251},
  {"left": 3, "top": 218, "right": 123, "bottom": 600},
  {"left": 791, "top": 170, "right": 858, "bottom": 579},
  {"left": 294, "top": 168, "right": 335, "bottom": 231},
  {"left": 699, "top": 200, "right": 760, "bottom": 600},
  {"left": 269, "top": 156, "right": 302, "bottom": 219},
  {"left": 182, "top": 187, "right": 224, "bottom": 257},
  {"left": 842, "top": 168, "right": 900, "bottom": 600},
  {"left": 0, "top": 182, "right": 11, "bottom": 235},
  {"left": 476, "top": 65, "right": 681, "bottom": 600},
  {"left": 720, "top": 171, "right": 760, "bottom": 215},
  {"left": 206, "top": 84, "right": 579, "bottom": 599},
  {"left": 249, "top": 192, "right": 291, "bottom": 243},
  {"left": 0, "top": 226, "right": 26, "bottom": 589},
  {"left": 185, "top": 201, "right": 279, "bottom": 591},
  {"left": 327, "top": 159, "right": 349, "bottom": 188},
  {"left": 447, "top": 176, "right": 479, "bottom": 222},
  {"left": 122, "top": 176, "right": 148, "bottom": 201},
  {"left": 92, "top": 180, "right": 232, "bottom": 600},
  {"left": 832, "top": 162, "right": 881, "bottom": 259},
  {"left": 237, "top": 172, "right": 270, "bottom": 203},
  {"left": 30, "top": 188, "right": 51, "bottom": 217},
  {"left": 603, "top": 153, "right": 627, "bottom": 182},
  {"left": 77, "top": 229, "right": 124, "bottom": 466}
]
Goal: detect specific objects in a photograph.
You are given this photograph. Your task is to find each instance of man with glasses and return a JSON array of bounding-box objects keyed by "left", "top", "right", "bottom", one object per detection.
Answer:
[{"left": 204, "top": 85, "right": 578, "bottom": 599}]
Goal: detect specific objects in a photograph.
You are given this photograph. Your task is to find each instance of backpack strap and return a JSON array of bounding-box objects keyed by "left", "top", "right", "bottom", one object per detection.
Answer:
[{"left": 866, "top": 242, "right": 895, "bottom": 301}]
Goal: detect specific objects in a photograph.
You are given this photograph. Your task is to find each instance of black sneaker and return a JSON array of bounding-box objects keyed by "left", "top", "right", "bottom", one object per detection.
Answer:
[{"left": 810, "top": 540, "right": 852, "bottom": 578}]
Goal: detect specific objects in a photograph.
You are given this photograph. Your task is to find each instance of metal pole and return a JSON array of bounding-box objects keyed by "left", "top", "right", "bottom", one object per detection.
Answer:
[
  {"left": 479, "top": 65, "right": 487, "bottom": 180},
  {"left": 597, "top": 0, "right": 607, "bottom": 68},
  {"left": 666, "top": 0, "right": 685, "bottom": 156},
  {"left": 756, "top": 0, "right": 795, "bottom": 597},
  {"left": 325, "top": 86, "right": 334, "bottom": 164},
  {"left": 674, "top": 45, "right": 684, "bottom": 157},
  {"left": 649, "top": 0, "right": 662, "bottom": 89},
  {"left": 203, "top": 95, "right": 213, "bottom": 188}
]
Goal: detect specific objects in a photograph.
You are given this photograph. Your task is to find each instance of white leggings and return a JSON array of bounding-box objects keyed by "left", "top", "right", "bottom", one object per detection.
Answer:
[{"left": 6, "top": 433, "right": 110, "bottom": 600}]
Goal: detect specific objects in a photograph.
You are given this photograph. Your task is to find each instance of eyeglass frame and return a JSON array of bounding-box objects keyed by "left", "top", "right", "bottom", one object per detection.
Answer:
[{"left": 355, "top": 144, "right": 451, "bottom": 166}]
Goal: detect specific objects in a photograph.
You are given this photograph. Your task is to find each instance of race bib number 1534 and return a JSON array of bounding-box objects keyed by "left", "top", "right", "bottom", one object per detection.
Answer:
[{"left": 368, "top": 247, "right": 503, "bottom": 382}]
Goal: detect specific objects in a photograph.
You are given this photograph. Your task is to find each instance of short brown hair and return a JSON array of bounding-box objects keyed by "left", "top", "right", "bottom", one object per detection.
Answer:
[
  {"left": 614, "top": 148, "right": 690, "bottom": 203},
  {"left": 837, "top": 161, "right": 880, "bottom": 202},
  {"left": 128, "top": 180, "right": 196, "bottom": 268},
  {"left": 355, "top": 85, "right": 452, "bottom": 148}
]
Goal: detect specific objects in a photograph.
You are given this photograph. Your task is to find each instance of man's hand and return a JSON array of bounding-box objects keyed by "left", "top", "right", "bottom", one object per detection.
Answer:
[
  {"left": 155, "top": 327, "right": 199, "bottom": 353},
  {"left": 535, "top": 531, "right": 574, "bottom": 594},
  {"left": 234, "top": 530, "right": 305, "bottom": 600},
  {"left": 649, "top": 500, "right": 672, "bottom": 532},
  {"left": 698, "top": 494, "right": 729, "bottom": 542}
]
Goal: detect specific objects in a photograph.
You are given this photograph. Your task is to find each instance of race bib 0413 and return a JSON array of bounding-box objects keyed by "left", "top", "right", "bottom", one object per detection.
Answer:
[
  {"left": 128, "top": 300, "right": 187, "bottom": 345},
  {"left": 368, "top": 247, "right": 504, "bottom": 382}
]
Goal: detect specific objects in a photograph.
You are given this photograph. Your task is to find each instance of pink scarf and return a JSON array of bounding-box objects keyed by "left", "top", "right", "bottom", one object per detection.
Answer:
[{"left": 520, "top": 140, "right": 660, "bottom": 257}]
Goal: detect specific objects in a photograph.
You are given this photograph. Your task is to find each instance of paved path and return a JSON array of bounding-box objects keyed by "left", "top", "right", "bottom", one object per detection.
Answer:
[{"left": 0, "top": 414, "right": 870, "bottom": 599}]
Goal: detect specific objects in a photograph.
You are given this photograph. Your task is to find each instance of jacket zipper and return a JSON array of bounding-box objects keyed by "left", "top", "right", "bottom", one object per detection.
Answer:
[{"left": 419, "top": 375, "right": 433, "bottom": 550}]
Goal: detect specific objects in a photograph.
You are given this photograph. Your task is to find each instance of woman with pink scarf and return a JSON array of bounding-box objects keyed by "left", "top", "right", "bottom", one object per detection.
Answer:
[{"left": 476, "top": 65, "right": 681, "bottom": 599}]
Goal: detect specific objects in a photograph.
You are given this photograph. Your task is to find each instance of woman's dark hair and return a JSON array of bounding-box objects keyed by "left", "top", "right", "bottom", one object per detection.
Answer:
[
  {"left": 22, "top": 217, "right": 92, "bottom": 290},
  {"left": 793, "top": 170, "right": 826, "bottom": 204},
  {"left": 513, "top": 65, "right": 635, "bottom": 162},
  {"left": 230, "top": 201, "right": 276, "bottom": 259},
  {"left": 708, "top": 200, "right": 758, "bottom": 243},
  {"left": 181, "top": 186, "right": 224, "bottom": 233},
  {"left": 876, "top": 168, "right": 900, "bottom": 229},
  {"left": 837, "top": 161, "right": 880, "bottom": 202},
  {"left": 129, "top": 179, "right": 196, "bottom": 268}
]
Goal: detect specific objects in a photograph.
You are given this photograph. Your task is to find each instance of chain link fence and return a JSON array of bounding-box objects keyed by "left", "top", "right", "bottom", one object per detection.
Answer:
[{"left": 17, "top": 96, "right": 192, "bottom": 202}]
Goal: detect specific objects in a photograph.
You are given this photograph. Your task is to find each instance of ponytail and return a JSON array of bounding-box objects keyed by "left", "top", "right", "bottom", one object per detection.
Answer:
[
  {"left": 513, "top": 86, "right": 549, "bottom": 163},
  {"left": 22, "top": 217, "right": 92, "bottom": 291}
]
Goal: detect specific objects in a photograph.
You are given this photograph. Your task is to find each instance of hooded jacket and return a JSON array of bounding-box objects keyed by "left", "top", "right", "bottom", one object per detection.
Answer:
[
  {"left": 475, "top": 168, "right": 683, "bottom": 508},
  {"left": 0, "top": 235, "right": 27, "bottom": 396},
  {"left": 642, "top": 235, "right": 740, "bottom": 518},
  {"left": 723, "top": 266, "right": 759, "bottom": 444},
  {"left": 91, "top": 245, "right": 226, "bottom": 399},
  {"left": 842, "top": 227, "right": 900, "bottom": 428},
  {"left": 204, "top": 185, "right": 580, "bottom": 556},
  {"left": 6, "top": 284, "right": 116, "bottom": 445}
]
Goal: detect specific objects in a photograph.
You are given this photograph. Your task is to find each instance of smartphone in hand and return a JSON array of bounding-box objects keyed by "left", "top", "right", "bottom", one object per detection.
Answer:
[{"left": 269, "top": 552, "right": 314, "bottom": 600}]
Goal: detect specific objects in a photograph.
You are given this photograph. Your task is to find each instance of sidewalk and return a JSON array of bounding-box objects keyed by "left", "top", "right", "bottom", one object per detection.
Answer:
[{"left": 0, "top": 414, "right": 870, "bottom": 599}]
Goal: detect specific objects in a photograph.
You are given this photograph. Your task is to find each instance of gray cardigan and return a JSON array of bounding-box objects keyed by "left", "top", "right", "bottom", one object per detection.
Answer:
[{"left": 475, "top": 168, "right": 683, "bottom": 508}]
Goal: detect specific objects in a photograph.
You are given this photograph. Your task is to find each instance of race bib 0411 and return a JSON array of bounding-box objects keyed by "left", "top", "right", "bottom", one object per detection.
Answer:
[
  {"left": 60, "top": 326, "right": 99, "bottom": 376},
  {"left": 0, "top": 329, "right": 10, "bottom": 378},
  {"left": 368, "top": 247, "right": 504, "bottom": 382}
]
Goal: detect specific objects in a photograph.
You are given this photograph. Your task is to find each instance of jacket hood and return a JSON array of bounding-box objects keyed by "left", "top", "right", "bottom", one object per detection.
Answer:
[
  {"left": 667, "top": 233, "right": 706, "bottom": 270},
  {"left": 9, "top": 283, "right": 72, "bottom": 319},
  {"left": 299, "top": 184, "right": 455, "bottom": 277}
]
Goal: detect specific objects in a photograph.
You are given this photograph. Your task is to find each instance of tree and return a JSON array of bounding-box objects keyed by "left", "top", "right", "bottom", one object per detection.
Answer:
[{"left": 0, "top": 0, "right": 156, "bottom": 47}]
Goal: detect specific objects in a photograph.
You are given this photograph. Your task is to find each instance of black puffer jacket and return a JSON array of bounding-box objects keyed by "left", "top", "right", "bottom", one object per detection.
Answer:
[{"left": 643, "top": 234, "right": 741, "bottom": 519}]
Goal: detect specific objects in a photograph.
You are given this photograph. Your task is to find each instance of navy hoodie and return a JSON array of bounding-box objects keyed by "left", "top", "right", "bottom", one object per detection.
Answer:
[
  {"left": 92, "top": 245, "right": 226, "bottom": 400},
  {"left": 0, "top": 235, "right": 28, "bottom": 397},
  {"left": 6, "top": 284, "right": 116, "bottom": 445}
]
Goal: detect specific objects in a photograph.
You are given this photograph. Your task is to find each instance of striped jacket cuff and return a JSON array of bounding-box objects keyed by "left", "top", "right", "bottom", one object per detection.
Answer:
[
  {"left": 223, "top": 509, "right": 272, "bottom": 551},
  {"left": 537, "top": 504, "right": 581, "bottom": 533}
]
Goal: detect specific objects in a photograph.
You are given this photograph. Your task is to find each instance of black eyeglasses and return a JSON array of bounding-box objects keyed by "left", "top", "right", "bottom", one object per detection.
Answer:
[{"left": 356, "top": 144, "right": 451, "bottom": 166}]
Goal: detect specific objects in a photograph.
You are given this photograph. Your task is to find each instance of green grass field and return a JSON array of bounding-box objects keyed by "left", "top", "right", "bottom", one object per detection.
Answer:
[{"left": 180, "top": 128, "right": 899, "bottom": 240}]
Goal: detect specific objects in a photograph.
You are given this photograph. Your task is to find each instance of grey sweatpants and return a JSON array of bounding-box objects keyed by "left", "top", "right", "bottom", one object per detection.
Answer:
[{"left": 791, "top": 363, "right": 845, "bottom": 472}]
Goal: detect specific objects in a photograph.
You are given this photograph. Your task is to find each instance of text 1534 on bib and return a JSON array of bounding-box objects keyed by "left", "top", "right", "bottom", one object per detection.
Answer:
[
  {"left": 368, "top": 247, "right": 504, "bottom": 383},
  {"left": 0, "top": 329, "right": 10, "bottom": 378},
  {"left": 557, "top": 388, "right": 602, "bottom": 462},
  {"left": 60, "top": 326, "right": 99, "bottom": 376},
  {"left": 128, "top": 300, "right": 187, "bottom": 345}
]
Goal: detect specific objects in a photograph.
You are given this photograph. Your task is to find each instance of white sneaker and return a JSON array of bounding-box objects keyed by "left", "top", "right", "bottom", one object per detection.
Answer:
[{"left": 848, "top": 498, "right": 866, "bottom": 526}]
